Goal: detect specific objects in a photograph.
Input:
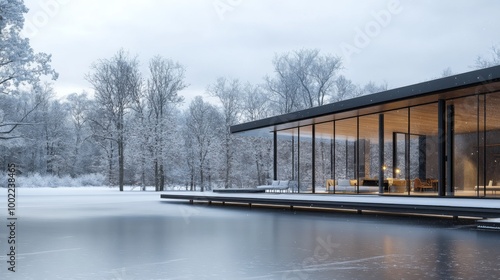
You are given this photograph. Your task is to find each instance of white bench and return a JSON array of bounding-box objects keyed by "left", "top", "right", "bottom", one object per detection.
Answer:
[
  {"left": 257, "top": 180, "right": 292, "bottom": 192},
  {"left": 475, "top": 186, "right": 500, "bottom": 194}
]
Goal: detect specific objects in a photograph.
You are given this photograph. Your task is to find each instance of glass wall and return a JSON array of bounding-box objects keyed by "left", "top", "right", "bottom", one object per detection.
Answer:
[
  {"left": 315, "top": 122, "right": 333, "bottom": 193},
  {"left": 450, "top": 93, "right": 500, "bottom": 198},
  {"left": 271, "top": 92, "right": 500, "bottom": 197},
  {"left": 335, "top": 118, "right": 358, "bottom": 193},
  {"left": 358, "top": 114, "right": 380, "bottom": 193},
  {"left": 409, "top": 104, "right": 439, "bottom": 196},
  {"left": 299, "top": 126, "right": 313, "bottom": 193},
  {"left": 276, "top": 128, "right": 298, "bottom": 188},
  {"left": 484, "top": 93, "right": 500, "bottom": 197},
  {"left": 383, "top": 110, "right": 409, "bottom": 194},
  {"left": 452, "top": 96, "right": 479, "bottom": 197}
]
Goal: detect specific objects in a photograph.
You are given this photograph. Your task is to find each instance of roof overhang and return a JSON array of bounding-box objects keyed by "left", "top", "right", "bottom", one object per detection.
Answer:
[{"left": 231, "top": 65, "right": 500, "bottom": 136}]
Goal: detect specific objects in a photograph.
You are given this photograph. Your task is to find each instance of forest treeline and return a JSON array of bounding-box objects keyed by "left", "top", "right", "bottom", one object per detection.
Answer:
[{"left": 1, "top": 1, "right": 498, "bottom": 191}]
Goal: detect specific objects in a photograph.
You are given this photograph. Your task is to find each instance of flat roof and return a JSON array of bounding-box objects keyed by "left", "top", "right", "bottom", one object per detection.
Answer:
[{"left": 231, "top": 65, "right": 500, "bottom": 135}]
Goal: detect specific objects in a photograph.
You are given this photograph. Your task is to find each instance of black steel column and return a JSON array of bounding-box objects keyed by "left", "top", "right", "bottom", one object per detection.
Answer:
[
  {"left": 312, "top": 125, "right": 316, "bottom": 194},
  {"left": 356, "top": 117, "right": 360, "bottom": 194},
  {"left": 273, "top": 130, "right": 277, "bottom": 180},
  {"left": 333, "top": 122, "right": 336, "bottom": 194},
  {"left": 297, "top": 127, "right": 301, "bottom": 194},
  {"left": 438, "top": 99, "right": 446, "bottom": 197},
  {"left": 406, "top": 108, "right": 411, "bottom": 195},
  {"left": 392, "top": 132, "right": 397, "bottom": 178},
  {"left": 483, "top": 95, "right": 487, "bottom": 197},
  {"left": 291, "top": 132, "right": 295, "bottom": 180},
  {"left": 379, "top": 114, "right": 385, "bottom": 194},
  {"left": 446, "top": 104, "right": 455, "bottom": 196},
  {"left": 476, "top": 95, "right": 480, "bottom": 197}
]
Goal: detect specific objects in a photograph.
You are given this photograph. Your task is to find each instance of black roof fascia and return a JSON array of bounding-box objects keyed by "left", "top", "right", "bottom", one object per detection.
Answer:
[{"left": 231, "top": 65, "right": 500, "bottom": 134}]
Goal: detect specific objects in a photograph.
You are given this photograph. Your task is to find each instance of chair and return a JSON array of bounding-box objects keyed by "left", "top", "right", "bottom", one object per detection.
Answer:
[
  {"left": 326, "top": 179, "right": 336, "bottom": 192},
  {"left": 414, "top": 178, "right": 433, "bottom": 192}
]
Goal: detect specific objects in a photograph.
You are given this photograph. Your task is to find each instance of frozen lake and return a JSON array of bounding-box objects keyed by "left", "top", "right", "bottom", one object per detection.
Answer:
[{"left": 1, "top": 187, "right": 500, "bottom": 279}]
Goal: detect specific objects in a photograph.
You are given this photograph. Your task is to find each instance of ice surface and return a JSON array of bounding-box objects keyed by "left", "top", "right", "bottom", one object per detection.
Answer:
[{"left": 0, "top": 187, "right": 499, "bottom": 279}]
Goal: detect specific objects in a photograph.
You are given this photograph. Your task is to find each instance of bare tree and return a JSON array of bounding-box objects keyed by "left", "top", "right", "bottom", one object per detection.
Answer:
[
  {"left": 332, "top": 75, "right": 361, "bottom": 103},
  {"left": 88, "top": 103, "right": 117, "bottom": 186},
  {"left": 361, "top": 80, "right": 388, "bottom": 95},
  {"left": 265, "top": 49, "right": 342, "bottom": 113},
  {"left": 241, "top": 83, "right": 270, "bottom": 122},
  {"left": 146, "top": 56, "right": 186, "bottom": 191},
  {"left": 66, "top": 92, "right": 92, "bottom": 177},
  {"left": 473, "top": 45, "right": 500, "bottom": 69},
  {"left": 86, "top": 49, "right": 142, "bottom": 191},
  {"left": 207, "top": 77, "right": 241, "bottom": 188},
  {"left": 441, "top": 67, "right": 454, "bottom": 78},
  {"left": 184, "top": 97, "right": 223, "bottom": 192},
  {"left": 264, "top": 55, "right": 302, "bottom": 114}
]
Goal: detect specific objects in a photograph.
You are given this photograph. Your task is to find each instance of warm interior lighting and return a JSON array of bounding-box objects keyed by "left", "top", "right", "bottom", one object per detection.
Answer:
[
  {"left": 382, "top": 165, "right": 387, "bottom": 171},
  {"left": 395, "top": 168, "right": 401, "bottom": 174}
]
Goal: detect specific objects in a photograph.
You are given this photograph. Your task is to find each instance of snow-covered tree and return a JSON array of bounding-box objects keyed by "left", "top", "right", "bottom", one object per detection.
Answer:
[
  {"left": 87, "top": 101, "right": 117, "bottom": 186},
  {"left": 86, "top": 49, "right": 142, "bottom": 191},
  {"left": 331, "top": 75, "right": 361, "bottom": 103},
  {"left": 241, "top": 83, "right": 270, "bottom": 122},
  {"left": 265, "top": 49, "right": 342, "bottom": 113},
  {"left": 146, "top": 56, "right": 186, "bottom": 191},
  {"left": 0, "top": 0, "right": 57, "bottom": 93},
  {"left": 0, "top": 0, "right": 57, "bottom": 141},
  {"left": 183, "top": 96, "right": 223, "bottom": 191},
  {"left": 473, "top": 45, "right": 500, "bottom": 69},
  {"left": 66, "top": 92, "right": 94, "bottom": 177},
  {"left": 207, "top": 77, "right": 241, "bottom": 188}
]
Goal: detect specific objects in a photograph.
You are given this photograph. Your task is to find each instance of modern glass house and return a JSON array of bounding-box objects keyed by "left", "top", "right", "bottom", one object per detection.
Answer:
[{"left": 231, "top": 66, "right": 500, "bottom": 198}]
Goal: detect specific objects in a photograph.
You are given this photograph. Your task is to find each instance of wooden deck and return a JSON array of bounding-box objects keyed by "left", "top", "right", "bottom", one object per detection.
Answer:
[{"left": 160, "top": 191, "right": 500, "bottom": 219}]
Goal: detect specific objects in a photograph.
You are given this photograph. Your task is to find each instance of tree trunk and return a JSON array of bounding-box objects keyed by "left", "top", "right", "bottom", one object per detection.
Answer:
[
  {"left": 140, "top": 151, "right": 146, "bottom": 191},
  {"left": 118, "top": 109, "right": 125, "bottom": 192},
  {"left": 160, "top": 164, "right": 165, "bottom": 191},
  {"left": 200, "top": 164, "right": 204, "bottom": 192},
  {"left": 118, "top": 136, "right": 124, "bottom": 191},
  {"left": 154, "top": 160, "right": 159, "bottom": 191}
]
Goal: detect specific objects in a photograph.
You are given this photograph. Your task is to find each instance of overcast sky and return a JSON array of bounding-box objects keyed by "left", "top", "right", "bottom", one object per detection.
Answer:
[{"left": 23, "top": 0, "right": 500, "bottom": 104}]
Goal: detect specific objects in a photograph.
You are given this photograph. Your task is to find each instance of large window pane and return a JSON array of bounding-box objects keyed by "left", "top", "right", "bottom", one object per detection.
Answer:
[
  {"left": 359, "top": 114, "right": 380, "bottom": 193},
  {"left": 277, "top": 128, "right": 298, "bottom": 188},
  {"left": 335, "top": 118, "right": 358, "bottom": 193},
  {"left": 452, "top": 96, "right": 479, "bottom": 197},
  {"left": 410, "top": 104, "right": 438, "bottom": 196},
  {"left": 315, "top": 122, "right": 333, "bottom": 193},
  {"left": 299, "top": 126, "right": 313, "bottom": 193},
  {"left": 383, "top": 110, "right": 408, "bottom": 194},
  {"left": 484, "top": 93, "right": 500, "bottom": 197}
]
